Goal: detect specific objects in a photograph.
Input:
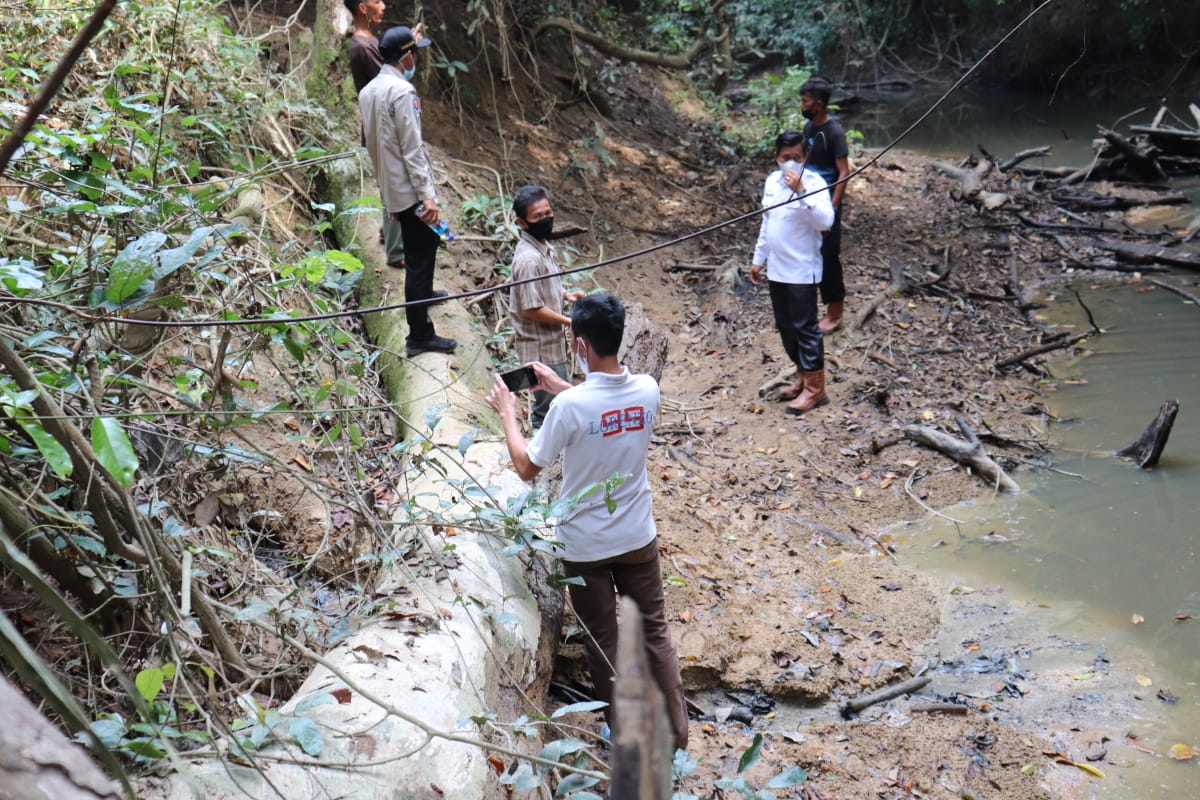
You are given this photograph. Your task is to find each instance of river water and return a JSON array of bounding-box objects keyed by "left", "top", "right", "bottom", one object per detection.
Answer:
[{"left": 848, "top": 89, "right": 1200, "bottom": 797}]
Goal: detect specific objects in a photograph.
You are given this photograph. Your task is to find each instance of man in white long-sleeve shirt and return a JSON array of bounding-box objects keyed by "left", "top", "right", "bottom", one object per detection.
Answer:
[{"left": 748, "top": 130, "right": 836, "bottom": 416}]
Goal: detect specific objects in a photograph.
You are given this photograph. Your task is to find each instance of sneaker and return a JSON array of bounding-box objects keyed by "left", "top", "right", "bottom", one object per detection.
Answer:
[{"left": 405, "top": 335, "right": 458, "bottom": 357}]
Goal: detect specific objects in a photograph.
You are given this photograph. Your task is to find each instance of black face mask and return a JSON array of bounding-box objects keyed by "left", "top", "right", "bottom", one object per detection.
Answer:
[
  {"left": 801, "top": 107, "right": 816, "bottom": 120},
  {"left": 526, "top": 216, "right": 554, "bottom": 241}
]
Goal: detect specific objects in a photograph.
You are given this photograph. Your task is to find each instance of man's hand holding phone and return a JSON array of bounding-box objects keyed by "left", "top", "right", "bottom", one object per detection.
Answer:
[{"left": 499, "top": 365, "right": 537, "bottom": 393}]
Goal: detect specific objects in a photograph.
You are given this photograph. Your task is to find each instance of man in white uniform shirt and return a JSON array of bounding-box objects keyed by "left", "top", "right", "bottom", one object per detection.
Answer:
[
  {"left": 485, "top": 293, "right": 688, "bottom": 752},
  {"left": 749, "top": 130, "right": 836, "bottom": 416}
]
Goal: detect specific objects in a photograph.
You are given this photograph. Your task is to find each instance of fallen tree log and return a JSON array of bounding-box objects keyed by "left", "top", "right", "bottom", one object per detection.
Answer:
[
  {"left": 1098, "top": 127, "right": 1168, "bottom": 182},
  {"left": 1093, "top": 238, "right": 1200, "bottom": 271},
  {"left": 901, "top": 419, "right": 1020, "bottom": 493},
  {"left": 0, "top": 675, "right": 121, "bottom": 800},
  {"left": 1129, "top": 124, "right": 1200, "bottom": 158},
  {"left": 1116, "top": 400, "right": 1179, "bottom": 468}
]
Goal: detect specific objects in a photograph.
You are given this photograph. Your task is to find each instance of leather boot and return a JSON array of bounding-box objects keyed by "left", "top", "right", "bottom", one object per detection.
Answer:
[
  {"left": 819, "top": 301, "right": 844, "bottom": 334},
  {"left": 786, "top": 368, "right": 830, "bottom": 416},
  {"left": 778, "top": 367, "right": 806, "bottom": 401}
]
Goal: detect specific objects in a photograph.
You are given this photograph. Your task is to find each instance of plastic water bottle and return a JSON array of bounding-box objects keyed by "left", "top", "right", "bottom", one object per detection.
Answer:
[{"left": 415, "top": 203, "right": 455, "bottom": 243}]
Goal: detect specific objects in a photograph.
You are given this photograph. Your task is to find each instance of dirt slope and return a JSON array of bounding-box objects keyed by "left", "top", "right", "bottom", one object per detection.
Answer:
[{"left": 409, "top": 47, "right": 1152, "bottom": 793}]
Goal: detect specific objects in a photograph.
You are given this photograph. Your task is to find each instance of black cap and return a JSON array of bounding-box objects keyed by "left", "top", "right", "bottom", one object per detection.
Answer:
[{"left": 379, "top": 26, "right": 431, "bottom": 63}]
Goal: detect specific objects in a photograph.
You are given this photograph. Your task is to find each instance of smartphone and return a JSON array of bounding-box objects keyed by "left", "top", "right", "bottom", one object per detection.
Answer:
[{"left": 500, "top": 365, "right": 537, "bottom": 393}]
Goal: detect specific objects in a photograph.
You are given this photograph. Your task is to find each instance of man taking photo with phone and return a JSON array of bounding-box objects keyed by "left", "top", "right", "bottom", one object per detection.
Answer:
[{"left": 485, "top": 293, "right": 689, "bottom": 753}]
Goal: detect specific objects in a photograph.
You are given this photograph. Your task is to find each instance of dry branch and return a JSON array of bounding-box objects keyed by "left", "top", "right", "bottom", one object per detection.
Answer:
[
  {"left": 910, "top": 702, "right": 969, "bottom": 715},
  {"left": 840, "top": 675, "right": 931, "bottom": 718},
  {"left": 933, "top": 159, "right": 1008, "bottom": 210},
  {"left": 848, "top": 259, "right": 910, "bottom": 332},
  {"left": 996, "top": 331, "right": 1092, "bottom": 368},
  {"left": 901, "top": 421, "right": 1020, "bottom": 493},
  {"left": 1146, "top": 278, "right": 1200, "bottom": 305},
  {"left": 999, "top": 146, "right": 1053, "bottom": 172}
]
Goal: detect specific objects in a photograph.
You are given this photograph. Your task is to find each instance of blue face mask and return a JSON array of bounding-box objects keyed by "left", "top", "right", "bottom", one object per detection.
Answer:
[{"left": 403, "top": 66, "right": 416, "bottom": 81}]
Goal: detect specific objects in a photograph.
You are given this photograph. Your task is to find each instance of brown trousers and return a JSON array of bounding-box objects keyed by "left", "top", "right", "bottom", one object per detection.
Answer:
[{"left": 562, "top": 539, "right": 689, "bottom": 750}]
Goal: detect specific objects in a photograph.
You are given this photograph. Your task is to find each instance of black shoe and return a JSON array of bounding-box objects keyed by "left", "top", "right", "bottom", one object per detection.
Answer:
[{"left": 405, "top": 335, "right": 458, "bottom": 356}]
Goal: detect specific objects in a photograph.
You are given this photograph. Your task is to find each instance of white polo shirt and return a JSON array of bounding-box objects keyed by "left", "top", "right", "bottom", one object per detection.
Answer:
[{"left": 526, "top": 368, "right": 659, "bottom": 562}]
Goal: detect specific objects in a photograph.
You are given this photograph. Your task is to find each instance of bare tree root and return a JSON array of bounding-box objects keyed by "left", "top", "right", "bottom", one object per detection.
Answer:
[
  {"left": 902, "top": 418, "right": 1020, "bottom": 494},
  {"left": 533, "top": 4, "right": 726, "bottom": 70}
]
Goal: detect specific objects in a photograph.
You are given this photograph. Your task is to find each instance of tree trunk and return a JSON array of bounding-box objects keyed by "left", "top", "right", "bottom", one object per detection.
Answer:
[
  {"left": 0, "top": 675, "right": 121, "bottom": 800},
  {"left": 1116, "top": 400, "right": 1179, "bottom": 468},
  {"left": 609, "top": 597, "right": 673, "bottom": 800},
  {"left": 620, "top": 301, "right": 670, "bottom": 383}
]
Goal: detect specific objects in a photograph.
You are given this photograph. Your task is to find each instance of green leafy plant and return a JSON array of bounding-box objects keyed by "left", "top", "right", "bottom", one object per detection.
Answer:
[
  {"left": 229, "top": 692, "right": 328, "bottom": 759},
  {"left": 459, "top": 192, "right": 511, "bottom": 237},
  {"left": 433, "top": 54, "right": 470, "bottom": 78},
  {"left": 675, "top": 733, "right": 809, "bottom": 799},
  {"left": 81, "top": 663, "right": 212, "bottom": 764}
]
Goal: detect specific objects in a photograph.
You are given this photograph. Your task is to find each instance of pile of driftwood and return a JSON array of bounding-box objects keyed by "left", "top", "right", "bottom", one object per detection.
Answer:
[
  {"left": 894, "top": 105, "right": 1197, "bottom": 484},
  {"left": 933, "top": 102, "right": 1200, "bottom": 277}
]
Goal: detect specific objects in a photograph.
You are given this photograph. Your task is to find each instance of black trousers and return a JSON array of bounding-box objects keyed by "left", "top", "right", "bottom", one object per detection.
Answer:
[
  {"left": 768, "top": 280, "right": 824, "bottom": 372},
  {"left": 395, "top": 205, "right": 441, "bottom": 343},
  {"left": 819, "top": 204, "right": 845, "bottom": 305}
]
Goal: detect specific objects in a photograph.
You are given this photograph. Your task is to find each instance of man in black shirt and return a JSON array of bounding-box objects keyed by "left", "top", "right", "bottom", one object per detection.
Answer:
[{"left": 800, "top": 76, "right": 851, "bottom": 333}]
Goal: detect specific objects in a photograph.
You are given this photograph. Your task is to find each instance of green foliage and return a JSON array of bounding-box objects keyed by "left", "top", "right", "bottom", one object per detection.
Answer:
[
  {"left": 0, "top": 389, "right": 72, "bottom": 478},
  {"left": 80, "top": 663, "right": 212, "bottom": 765},
  {"left": 726, "top": 0, "right": 835, "bottom": 65},
  {"left": 230, "top": 692, "right": 327, "bottom": 758},
  {"left": 460, "top": 192, "right": 511, "bottom": 237},
  {"left": 433, "top": 54, "right": 470, "bottom": 78},
  {"left": 91, "top": 417, "right": 139, "bottom": 489},
  {"left": 735, "top": 66, "right": 814, "bottom": 154},
  {"left": 673, "top": 733, "right": 808, "bottom": 799},
  {"left": 566, "top": 126, "right": 616, "bottom": 178},
  {"left": 1, "top": 0, "right": 380, "bottom": 777}
]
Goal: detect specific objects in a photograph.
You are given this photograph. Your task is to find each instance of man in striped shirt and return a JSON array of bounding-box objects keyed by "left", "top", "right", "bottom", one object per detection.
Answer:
[{"left": 509, "top": 185, "right": 584, "bottom": 428}]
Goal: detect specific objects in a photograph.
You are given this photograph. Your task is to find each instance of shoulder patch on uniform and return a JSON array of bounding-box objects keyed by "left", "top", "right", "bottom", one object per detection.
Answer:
[{"left": 412, "top": 96, "right": 421, "bottom": 114}]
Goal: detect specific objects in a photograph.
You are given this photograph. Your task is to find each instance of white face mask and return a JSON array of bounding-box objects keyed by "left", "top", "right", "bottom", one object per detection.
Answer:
[
  {"left": 575, "top": 340, "right": 590, "bottom": 375},
  {"left": 779, "top": 159, "right": 799, "bottom": 173}
]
